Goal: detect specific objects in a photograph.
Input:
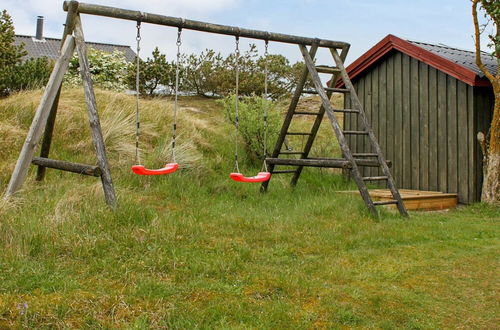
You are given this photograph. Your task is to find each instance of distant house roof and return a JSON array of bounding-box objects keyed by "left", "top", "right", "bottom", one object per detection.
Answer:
[
  {"left": 14, "top": 35, "right": 136, "bottom": 62},
  {"left": 338, "top": 34, "right": 497, "bottom": 87}
]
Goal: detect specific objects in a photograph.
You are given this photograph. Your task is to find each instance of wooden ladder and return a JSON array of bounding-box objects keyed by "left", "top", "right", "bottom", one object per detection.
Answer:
[{"left": 261, "top": 42, "right": 408, "bottom": 217}]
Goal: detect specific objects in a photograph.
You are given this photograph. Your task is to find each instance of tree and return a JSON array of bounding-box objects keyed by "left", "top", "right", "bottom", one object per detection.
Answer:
[
  {"left": 0, "top": 10, "right": 26, "bottom": 68},
  {"left": 182, "top": 49, "right": 225, "bottom": 96},
  {"left": 472, "top": 0, "right": 500, "bottom": 204},
  {"left": 0, "top": 9, "right": 28, "bottom": 96},
  {"left": 127, "top": 47, "right": 175, "bottom": 96}
]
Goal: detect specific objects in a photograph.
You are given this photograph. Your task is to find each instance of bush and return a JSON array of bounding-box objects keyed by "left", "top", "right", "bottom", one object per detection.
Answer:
[
  {"left": 220, "top": 94, "right": 280, "bottom": 160},
  {"left": 65, "top": 48, "right": 129, "bottom": 91},
  {"left": 0, "top": 57, "right": 53, "bottom": 95}
]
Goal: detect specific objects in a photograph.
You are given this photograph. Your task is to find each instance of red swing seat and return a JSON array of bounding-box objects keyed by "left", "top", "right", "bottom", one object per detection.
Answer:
[
  {"left": 230, "top": 171, "right": 271, "bottom": 183},
  {"left": 131, "top": 163, "right": 179, "bottom": 175}
]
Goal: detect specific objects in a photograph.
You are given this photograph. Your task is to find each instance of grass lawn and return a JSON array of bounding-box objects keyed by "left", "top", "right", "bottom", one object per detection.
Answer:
[{"left": 0, "top": 89, "right": 498, "bottom": 328}]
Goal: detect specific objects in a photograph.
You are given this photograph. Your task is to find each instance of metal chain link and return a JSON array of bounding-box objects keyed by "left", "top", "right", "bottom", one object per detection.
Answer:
[
  {"left": 262, "top": 39, "right": 269, "bottom": 172},
  {"left": 234, "top": 36, "right": 240, "bottom": 172},
  {"left": 134, "top": 21, "right": 142, "bottom": 164},
  {"left": 172, "top": 27, "right": 182, "bottom": 163}
]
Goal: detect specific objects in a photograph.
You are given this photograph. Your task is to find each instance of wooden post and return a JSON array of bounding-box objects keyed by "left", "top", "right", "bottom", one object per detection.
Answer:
[
  {"left": 4, "top": 36, "right": 76, "bottom": 198},
  {"left": 73, "top": 15, "right": 117, "bottom": 207},
  {"left": 36, "top": 1, "right": 79, "bottom": 181}
]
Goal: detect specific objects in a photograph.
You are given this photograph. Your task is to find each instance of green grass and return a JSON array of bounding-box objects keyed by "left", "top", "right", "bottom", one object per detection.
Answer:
[{"left": 0, "top": 89, "right": 499, "bottom": 328}]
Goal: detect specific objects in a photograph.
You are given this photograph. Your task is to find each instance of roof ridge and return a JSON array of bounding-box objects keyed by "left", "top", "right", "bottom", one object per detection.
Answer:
[
  {"left": 15, "top": 34, "right": 132, "bottom": 49},
  {"left": 336, "top": 34, "right": 495, "bottom": 88},
  {"left": 405, "top": 37, "right": 493, "bottom": 57}
]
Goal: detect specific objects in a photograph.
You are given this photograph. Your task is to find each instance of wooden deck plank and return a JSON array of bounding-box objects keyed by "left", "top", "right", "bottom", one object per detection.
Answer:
[{"left": 339, "top": 188, "right": 458, "bottom": 211}]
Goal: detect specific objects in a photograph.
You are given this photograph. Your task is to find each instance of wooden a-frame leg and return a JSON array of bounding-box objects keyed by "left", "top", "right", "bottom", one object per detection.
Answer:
[
  {"left": 4, "top": 36, "right": 76, "bottom": 198},
  {"left": 36, "top": 1, "right": 79, "bottom": 182},
  {"left": 36, "top": 90, "right": 61, "bottom": 181},
  {"left": 73, "top": 15, "right": 117, "bottom": 208}
]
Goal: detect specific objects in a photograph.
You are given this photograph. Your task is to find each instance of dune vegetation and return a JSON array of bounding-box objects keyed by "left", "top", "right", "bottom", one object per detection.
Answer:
[{"left": 0, "top": 88, "right": 498, "bottom": 328}]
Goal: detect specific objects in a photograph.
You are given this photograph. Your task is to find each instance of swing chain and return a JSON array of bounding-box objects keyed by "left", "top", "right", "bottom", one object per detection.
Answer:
[
  {"left": 234, "top": 36, "right": 240, "bottom": 172},
  {"left": 262, "top": 39, "right": 269, "bottom": 172},
  {"left": 134, "top": 21, "right": 142, "bottom": 165},
  {"left": 172, "top": 27, "right": 182, "bottom": 163}
]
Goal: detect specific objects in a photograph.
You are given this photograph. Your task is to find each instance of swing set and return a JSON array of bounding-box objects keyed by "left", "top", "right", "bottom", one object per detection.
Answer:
[
  {"left": 3, "top": 1, "right": 408, "bottom": 217},
  {"left": 130, "top": 21, "right": 271, "bottom": 182}
]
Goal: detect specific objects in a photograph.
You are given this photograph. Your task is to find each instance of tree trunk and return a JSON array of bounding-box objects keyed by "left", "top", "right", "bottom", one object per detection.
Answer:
[
  {"left": 481, "top": 90, "right": 500, "bottom": 204},
  {"left": 472, "top": 0, "right": 499, "bottom": 205}
]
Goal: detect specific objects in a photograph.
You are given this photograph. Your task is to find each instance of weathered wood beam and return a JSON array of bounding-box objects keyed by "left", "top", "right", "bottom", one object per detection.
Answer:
[
  {"left": 63, "top": 1, "right": 349, "bottom": 49},
  {"left": 267, "top": 158, "right": 352, "bottom": 168},
  {"left": 4, "top": 35, "right": 76, "bottom": 199},
  {"left": 309, "top": 157, "right": 392, "bottom": 167},
  {"left": 301, "top": 45, "right": 380, "bottom": 215},
  {"left": 315, "top": 65, "right": 341, "bottom": 74},
  {"left": 266, "top": 158, "right": 390, "bottom": 169},
  {"left": 331, "top": 48, "right": 408, "bottom": 217},
  {"left": 74, "top": 15, "right": 117, "bottom": 208},
  {"left": 32, "top": 157, "right": 101, "bottom": 177},
  {"left": 36, "top": 1, "right": 79, "bottom": 181}
]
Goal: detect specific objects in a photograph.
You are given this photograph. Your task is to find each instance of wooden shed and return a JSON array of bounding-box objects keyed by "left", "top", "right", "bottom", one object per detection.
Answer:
[{"left": 340, "top": 35, "right": 496, "bottom": 204}]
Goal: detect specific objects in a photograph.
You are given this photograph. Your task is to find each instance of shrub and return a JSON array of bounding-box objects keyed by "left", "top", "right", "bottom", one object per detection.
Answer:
[
  {"left": 0, "top": 57, "right": 53, "bottom": 94},
  {"left": 65, "top": 48, "right": 129, "bottom": 91},
  {"left": 220, "top": 94, "right": 280, "bottom": 160}
]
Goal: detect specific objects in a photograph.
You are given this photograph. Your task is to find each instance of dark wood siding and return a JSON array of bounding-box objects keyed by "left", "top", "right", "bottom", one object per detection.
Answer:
[{"left": 344, "top": 50, "right": 491, "bottom": 204}]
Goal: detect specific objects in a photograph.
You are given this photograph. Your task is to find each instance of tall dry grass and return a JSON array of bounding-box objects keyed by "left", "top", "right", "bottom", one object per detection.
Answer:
[{"left": 0, "top": 88, "right": 212, "bottom": 180}]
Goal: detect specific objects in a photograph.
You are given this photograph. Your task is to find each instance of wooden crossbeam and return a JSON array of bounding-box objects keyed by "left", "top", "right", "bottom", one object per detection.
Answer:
[
  {"left": 266, "top": 158, "right": 390, "bottom": 168},
  {"left": 32, "top": 157, "right": 101, "bottom": 176}
]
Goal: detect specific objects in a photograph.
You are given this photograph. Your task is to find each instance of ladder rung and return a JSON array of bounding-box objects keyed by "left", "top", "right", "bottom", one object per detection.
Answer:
[
  {"left": 333, "top": 109, "right": 359, "bottom": 113},
  {"left": 352, "top": 153, "right": 378, "bottom": 157},
  {"left": 315, "top": 65, "right": 341, "bottom": 74},
  {"left": 287, "top": 132, "right": 312, "bottom": 136},
  {"left": 294, "top": 111, "right": 320, "bottom": 116},
  {"left": 279, "top": 151, "right": 304, "bottom": 155},
  {"left": 343, "top": 130, "right": 369, "bottom": 135},
  {"left": 302, "top": 88, "right": 350, "bottom": 94},
  {"left": 373, "top": 200, "right": 399, "bottom": 206},
  {"left": 272, "top": 170, "right": 297, "bottom": 174},
  {"left": 363, "top": 176, "right": 389, "bottom": 181},
  {"left": 325, "top": 87, "right": 350, "bottom": 93}
]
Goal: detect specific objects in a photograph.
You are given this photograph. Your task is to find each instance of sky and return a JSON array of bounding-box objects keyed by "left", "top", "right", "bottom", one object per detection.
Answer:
[{"left": 2, "top": 0, "right": 493, "bottom": 66}]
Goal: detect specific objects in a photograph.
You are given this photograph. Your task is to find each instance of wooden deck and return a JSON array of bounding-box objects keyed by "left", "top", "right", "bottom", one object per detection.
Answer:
[{"left": 341, "top": 189, "right": 458, "bottom": 211}]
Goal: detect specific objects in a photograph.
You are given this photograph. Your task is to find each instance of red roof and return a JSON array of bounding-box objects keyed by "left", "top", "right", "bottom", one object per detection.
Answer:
[{"left": 337, "top": 34, "right": 492, "bottom": 88}]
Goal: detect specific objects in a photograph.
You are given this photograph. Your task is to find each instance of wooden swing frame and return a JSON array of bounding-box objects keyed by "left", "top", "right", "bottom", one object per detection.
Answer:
[{"left": 3, "top": 1, "right": 350, "bottom": 208}]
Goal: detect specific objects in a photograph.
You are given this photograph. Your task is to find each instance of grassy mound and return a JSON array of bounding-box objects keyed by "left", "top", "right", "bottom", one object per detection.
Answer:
[{"left": 0, "top": 88, "right": 498, "bottom": 328}]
